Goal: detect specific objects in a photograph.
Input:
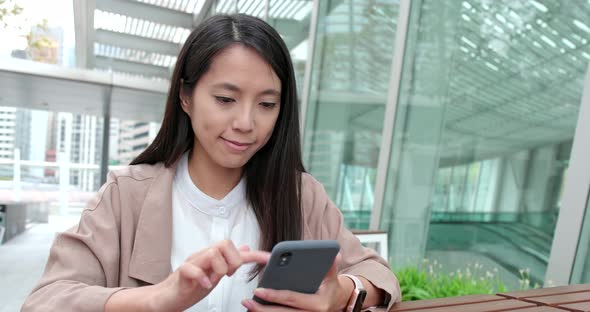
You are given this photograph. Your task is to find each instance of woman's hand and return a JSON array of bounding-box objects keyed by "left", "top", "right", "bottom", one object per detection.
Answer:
[
  {"left": 106, "top": 240, "right": 270, "bottom": 312},
  {"left": 154, "top": 241, "right": 270, "bottom": 311},
  {"left": 241, "top": 254, "right": 355, "bottom": 312}
]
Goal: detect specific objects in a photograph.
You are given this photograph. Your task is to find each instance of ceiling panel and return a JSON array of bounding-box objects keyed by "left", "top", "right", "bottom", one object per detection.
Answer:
[
  {"left": 436, "top": 0, "right": 590, "bottom": 165},
  {"left": 82, "top": 0, "right": 314, "bottom": 80}
]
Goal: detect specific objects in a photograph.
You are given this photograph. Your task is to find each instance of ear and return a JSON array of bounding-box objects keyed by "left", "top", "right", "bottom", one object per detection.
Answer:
[{"left": 179, "top": 81, "right": 191, "bottom": 114}]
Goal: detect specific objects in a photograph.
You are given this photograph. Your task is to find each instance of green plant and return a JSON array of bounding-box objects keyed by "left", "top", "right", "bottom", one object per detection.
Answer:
[
  {"left": 518, "top": 268, "right": 541, "bottom": 290},
  {"left": 396, "top": 259, "right": 508, "bottom": 301}
]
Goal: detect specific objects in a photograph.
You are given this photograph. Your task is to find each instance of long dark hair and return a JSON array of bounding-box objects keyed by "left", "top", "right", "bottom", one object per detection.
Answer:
[{"left": 131, "top": 14, "right": 305, "bottom": 276}]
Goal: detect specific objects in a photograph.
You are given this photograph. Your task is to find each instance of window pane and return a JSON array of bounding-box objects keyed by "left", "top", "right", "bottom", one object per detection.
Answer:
[
  {"left": 382, "top": 0, "right": 589, "bottom": 290},
  {"left": 268, "top": 0, "right": 313, "bottom": 97},
  {"left": 303, "top": 0, "right": 400, "bottom": 229}
]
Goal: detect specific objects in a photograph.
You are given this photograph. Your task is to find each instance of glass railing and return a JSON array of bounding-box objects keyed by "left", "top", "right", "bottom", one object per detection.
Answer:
[
  {"left": 430, "top": 211, "right": 558, "bottom": 234},
  {"left": 427, "top": 211, "right": 558, "bottom": 288}
]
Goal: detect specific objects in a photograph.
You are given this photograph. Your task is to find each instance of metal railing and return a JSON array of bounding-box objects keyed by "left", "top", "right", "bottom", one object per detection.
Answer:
[{"left": 0, "top": 149, "right": 124, "bottom": 214}]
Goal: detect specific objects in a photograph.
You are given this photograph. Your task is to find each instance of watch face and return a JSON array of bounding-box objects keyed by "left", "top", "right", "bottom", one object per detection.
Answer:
[{"left": 352, "top": 290, "right": 367, "bottom": 312}]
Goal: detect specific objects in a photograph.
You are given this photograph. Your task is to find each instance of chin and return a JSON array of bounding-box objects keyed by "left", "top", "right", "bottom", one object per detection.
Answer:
[{"left": 217, "top": 157, "right": 250, "bottom": 169}]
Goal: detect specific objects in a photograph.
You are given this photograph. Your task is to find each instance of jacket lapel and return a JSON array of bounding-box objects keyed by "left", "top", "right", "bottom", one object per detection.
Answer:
[{"left": 128, "top": 161, "right": 178, "bottom": 285}]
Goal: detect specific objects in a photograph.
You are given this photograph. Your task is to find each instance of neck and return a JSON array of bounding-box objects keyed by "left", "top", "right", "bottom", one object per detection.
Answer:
[{"left": 187, "top": 147, "right": 243, "bottom": 200}]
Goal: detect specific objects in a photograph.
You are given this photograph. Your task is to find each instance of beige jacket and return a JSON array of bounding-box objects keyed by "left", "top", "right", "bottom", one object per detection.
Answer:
[{"left": 22, "top": 161, "right": 400, "bottom": 311}]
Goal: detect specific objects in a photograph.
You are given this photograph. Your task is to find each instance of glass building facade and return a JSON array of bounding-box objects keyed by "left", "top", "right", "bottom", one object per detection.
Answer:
[
  {"left": 303, "top": 0, "right": 400, "bottom": 230},
  {"left": 0, "top": 0, "right": 590, "bottom": 297},
  {"left": 379, "top": 0, "right": 589, "bottom": 287},
  {"left": 300, "top": 0, "right": 590, "bottom": 287}
]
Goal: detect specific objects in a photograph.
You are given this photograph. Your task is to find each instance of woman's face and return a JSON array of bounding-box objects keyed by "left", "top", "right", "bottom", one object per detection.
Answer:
[{"left": 181, "top": 44, "right": 281, "bottom": 170}]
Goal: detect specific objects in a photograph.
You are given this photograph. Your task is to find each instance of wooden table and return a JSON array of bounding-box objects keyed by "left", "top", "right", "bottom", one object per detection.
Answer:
[{"left": 368, "top": 284, "right": 590, "bottom": 311}]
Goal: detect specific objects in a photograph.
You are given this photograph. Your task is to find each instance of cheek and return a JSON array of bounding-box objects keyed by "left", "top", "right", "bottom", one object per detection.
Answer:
[
  {"left": 193, "top": 117, "right": 221, "bottom": 144},
  {"left": 192, "top": 103, "right": 221, "bottom": 136},
  {"left": 259, "top": 115, "right": 279, "bottom": 143}
]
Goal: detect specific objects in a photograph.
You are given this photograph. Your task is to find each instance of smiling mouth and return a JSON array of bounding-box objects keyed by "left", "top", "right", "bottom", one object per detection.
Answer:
[
  {"left": 222, "top": 138, "right": 253, "bottom": 146},
  {"left": 221, "top": 137, "right": 253, "bottom": 151}
]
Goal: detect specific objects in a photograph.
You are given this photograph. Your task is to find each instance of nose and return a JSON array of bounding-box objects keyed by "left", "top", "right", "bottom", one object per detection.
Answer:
[{"left": 232, "top": 104, "right": 254, "bottom": 132}]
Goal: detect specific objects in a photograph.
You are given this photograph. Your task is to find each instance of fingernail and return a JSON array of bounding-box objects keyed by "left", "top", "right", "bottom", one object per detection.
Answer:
[
  {"left": 241, "top": 299, "right": 252, "bottom": 309},
  {"left": 254, "top": 288, "right": 266, "bottom": 297}
]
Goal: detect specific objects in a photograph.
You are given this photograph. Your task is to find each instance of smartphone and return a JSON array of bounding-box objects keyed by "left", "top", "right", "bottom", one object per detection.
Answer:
[{"left": 253, "top": 240, "right": 340, "bottom": 305}]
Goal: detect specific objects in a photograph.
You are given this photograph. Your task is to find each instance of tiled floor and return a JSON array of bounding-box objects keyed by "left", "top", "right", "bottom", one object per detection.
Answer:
[{"left": 0, "top": 216, "right": 79, "bottom": 312}]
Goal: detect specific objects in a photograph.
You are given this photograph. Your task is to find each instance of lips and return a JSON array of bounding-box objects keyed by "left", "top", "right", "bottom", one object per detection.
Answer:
[
  {"left": 223, "top": 138, "right": 252, "bottom": 146},
  {"left": 221, "top": 137, "right": 253, "bottom": 152}
]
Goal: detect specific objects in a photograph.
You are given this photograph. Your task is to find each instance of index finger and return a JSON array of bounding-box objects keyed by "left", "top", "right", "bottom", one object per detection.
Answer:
[{"left": 239, "top": 250, "right": 271, "bottom": 264}]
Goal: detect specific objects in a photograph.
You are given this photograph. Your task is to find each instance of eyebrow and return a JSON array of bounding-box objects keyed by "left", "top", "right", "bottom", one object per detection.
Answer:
[{"left": 212, "top": 82, "right": 280, "bottom": 97}]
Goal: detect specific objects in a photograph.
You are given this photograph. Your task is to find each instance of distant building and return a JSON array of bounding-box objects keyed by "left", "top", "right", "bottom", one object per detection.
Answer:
[
  {"left": 0, "top": 107, "right": 33, "bottom": 178},
  {"left": 117, "top": 121, "right": 159, "bottom": 165},
  {"left": 55, "top": 113, "right": 104, "bottom": 191},
  {"left": 0, "top": 107, "right": 18, "bottom": 161}
]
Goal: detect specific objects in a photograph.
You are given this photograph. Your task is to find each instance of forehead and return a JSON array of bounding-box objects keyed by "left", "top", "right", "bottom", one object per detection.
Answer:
[{"left": 200, "top": 44, "right": 281, "bottom": 93}]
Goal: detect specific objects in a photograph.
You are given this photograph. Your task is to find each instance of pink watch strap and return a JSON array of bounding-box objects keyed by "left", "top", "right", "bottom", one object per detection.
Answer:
[{"left": 342, "top": 274, "right": 366, "bottom": 312}]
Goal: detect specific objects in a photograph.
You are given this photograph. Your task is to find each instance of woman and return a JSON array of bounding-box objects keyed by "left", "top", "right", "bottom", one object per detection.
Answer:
[{"left": 22, "top": 14, "right": 400, "bottom": 312}]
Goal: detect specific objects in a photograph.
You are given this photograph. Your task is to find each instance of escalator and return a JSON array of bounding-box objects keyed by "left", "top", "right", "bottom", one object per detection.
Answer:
[{"left": 427, "top": 220, "right": 554, "bottom": 286}]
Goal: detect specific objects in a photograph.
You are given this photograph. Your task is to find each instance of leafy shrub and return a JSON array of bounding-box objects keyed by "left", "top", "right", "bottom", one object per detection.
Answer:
[{"left": 396, "top": 259, "right": 509, "bottom": 301}]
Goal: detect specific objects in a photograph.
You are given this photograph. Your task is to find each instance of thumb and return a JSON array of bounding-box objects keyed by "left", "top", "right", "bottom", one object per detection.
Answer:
[{"left": 326, "top": 253, "right": 341, "bottom": 278}]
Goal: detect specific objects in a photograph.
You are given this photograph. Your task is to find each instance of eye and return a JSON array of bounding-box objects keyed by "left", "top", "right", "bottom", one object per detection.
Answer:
[
  {"left": 260, "top": 102, "right": 277, "bottom": 109},
  {"left": 215, "top": 96, "right": 235, "bottom": 104}
]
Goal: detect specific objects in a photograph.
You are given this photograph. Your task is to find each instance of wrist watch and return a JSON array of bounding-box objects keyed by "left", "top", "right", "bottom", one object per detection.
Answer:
[{"left": 342, "top": 274, "right": 367, "bottom": 312}]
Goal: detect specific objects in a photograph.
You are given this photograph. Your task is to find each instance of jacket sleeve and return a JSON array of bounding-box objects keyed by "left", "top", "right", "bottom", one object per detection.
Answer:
[
  {"left": 304, "top": 174, "right": 401, "bottom": 309},
  {"left": 22, "top": 172, "right": 128, "bottom": 312}
]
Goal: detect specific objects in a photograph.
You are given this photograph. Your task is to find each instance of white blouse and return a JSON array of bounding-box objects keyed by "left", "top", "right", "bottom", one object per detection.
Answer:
[{"left": 171, "top": 153, "right": 260, "bottom": 312}]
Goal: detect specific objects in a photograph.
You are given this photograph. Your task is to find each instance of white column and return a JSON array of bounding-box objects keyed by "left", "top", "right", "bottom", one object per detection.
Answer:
[
  {"left": 545, "top": 65, "right": 590, "bottom": 285},
  {"left": 369, "top": 0, "right": 413, "bottom": 229},
  {"left": 58, "top": 152, "right": 70, "bottom": 215},
  {"left": 299, "top": 0, "right": 320, "bottom": 140},
  {"left": 89, "top": 116, "right": 97, "bottom": 191},
  {"left": 13, "top": 148, "right": 21, "bottom": 202},
  {"left": 263, "top": 0, "right": 269, "bottom": 21}
]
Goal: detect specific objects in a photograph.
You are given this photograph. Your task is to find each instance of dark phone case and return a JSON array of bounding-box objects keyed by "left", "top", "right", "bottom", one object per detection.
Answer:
[{"left": 253, "top": 240, "right": 340, "bottom": 305}]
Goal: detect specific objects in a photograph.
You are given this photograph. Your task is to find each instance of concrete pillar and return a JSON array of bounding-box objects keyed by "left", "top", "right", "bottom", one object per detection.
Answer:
[{"left": 378, "top": 0, "right": 458, "bottom": 268}]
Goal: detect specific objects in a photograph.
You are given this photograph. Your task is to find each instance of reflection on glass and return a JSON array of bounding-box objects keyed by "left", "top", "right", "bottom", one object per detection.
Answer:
[
  {"left": 268, "top": 0, "right": 313, "bottom": 96},
  {"left": 303, "top": 0, "right": 399, "bottom": 229},
  {"left": 381, "top": 0, "right": 589, "bottom": 289},
  {"left": 211, "top": 0, "right": 313, "bottom": 96}
]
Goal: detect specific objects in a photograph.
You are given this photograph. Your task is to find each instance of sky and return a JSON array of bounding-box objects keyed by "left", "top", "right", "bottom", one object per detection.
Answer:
[{"left": 0, "top": 0, "right": 75, "bottom": 64}]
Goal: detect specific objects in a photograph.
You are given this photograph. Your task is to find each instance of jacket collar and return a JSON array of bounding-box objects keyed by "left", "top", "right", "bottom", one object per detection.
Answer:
[
  {"left": 128, "top": 160, "right": 178, "bottom": 285},
  {"left": 175, "top": 153, "right": 246, "bottom": 219}
]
